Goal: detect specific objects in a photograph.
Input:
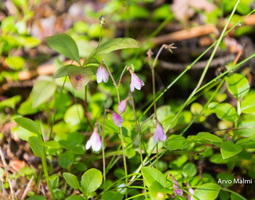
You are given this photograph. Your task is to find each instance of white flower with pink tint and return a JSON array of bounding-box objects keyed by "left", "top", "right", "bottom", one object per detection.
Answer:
[
  {"left": 86, "top": 125, "right": 103, "bottom": 152},
  {"left": 154, "top": 119, "right": 167, "bottom": 144},
  {"left": 110, "top": 111, "right": 124, "bottom": 127},
  {"left": 170, "top": 174, "right": 183, "bottom": 196},
  {"left": 117, "top": 98, "right": 129, "bottom": 114},
  {"left": 128, "top": 67, "right": 144, "bottom": 92},
  {"left": 96, "top": 64, "right": 109, "bottom": 83}
]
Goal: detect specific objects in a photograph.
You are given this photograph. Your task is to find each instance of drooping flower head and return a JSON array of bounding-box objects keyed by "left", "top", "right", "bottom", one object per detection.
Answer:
[
  {"left": 170, "top": 174, "right": 183, "bottom": 196},
  {"left": 96, "top": 63, "right": 109, "bottom": 83},
  {"left": 86, "top": 124, "right": 103, "bottom": 152},
  {"left": 117, "top": 97, "right": 130, "bottom": 114},
  {"left": 110, "top": 110, "right": 124, "bottom": 127},
  {"left": 128, "top": 67, "right": 145, "bottom": 92},
  {"left": 187, "top": 182, "right": 194, "bottom": 200},
  {"left": 153, "top": 118, "right": 167, "bottom": 144}
]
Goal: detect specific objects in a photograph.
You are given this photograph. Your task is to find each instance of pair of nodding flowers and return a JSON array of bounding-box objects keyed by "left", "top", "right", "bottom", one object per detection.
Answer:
[{"left": 86, "top": 64, "right": 167, "bottom": 152}]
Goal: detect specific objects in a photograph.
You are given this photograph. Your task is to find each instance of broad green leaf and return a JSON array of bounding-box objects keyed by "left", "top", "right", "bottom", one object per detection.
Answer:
[
  {"left": 0, "top": 95, "right": 21, "bottom": 109},
  {"left": 68, "top": 65, "right": 93, "bottom": 91},
  {"left": 81, "top": 168, "right": 103, "bottom": 194},
  {"left": 43, "top": 140, "right": 60, "bottom": 148},
  {"left": 64, "top": 104, "right": 84, "bottom": 126},
  {"left": 149, "top": 181, "right": 169, "bottom": 200},
  {"left": 66, "top": 196, "right": 85, "bottom": 200},
  {"left": 209, "top": 102, "right": 238, "bottom": 122},
  {"left": 141, "top": 167, "right": 166, "bottom": 188},
  {"left": 195, "top": 183, "right": 220, "bottom": 200},
  {"left": 235, "top": 119, "right": 255, "bottom": 137},
  {"left": 241, "top": 94, "right": 255, "bottom": 113},
  {"left": 236, "top": 136, "right": 255, "bottom": 148},
  {"left": 166, "top": 135, "right": 186, "bottom": 150},
  {"left": 58, "top": 151, "right": 74, "bottom": 169},
  {"left": 63, "top": 172, "right": 80, "bottom": 189},
  {"left": 31, "top": 79, "right": 56, "bottom": 108},
  {"left": 194, "top": 132, "right": 222, "bottom": 144},
  {"left": 46, "top": 34, "right": 80, "bottom": 65},
  {"left": 14, "top": 117, "right": 40, "bottom": 134},
  {"left": 217, "top": 173, "right": 235, "bottom": 187},
  {"left": 86, "top": 37, "right": 140, "bottom": 64},
  {"left": 28, "top": 136, "right": 43, "bottom": 157},
  {"left": 209, "top": 154, "right": 228, "bottom": 164},
  {"left": 5, "top": 56, "right": 24, "bottom": 70},
  {"left": 104, "top": 191, "right": 123, "bottom": 200},
  {"left": 225, "top": 73, "right": 250, "bottom": 99},
  {"left": 27, "top": 195, "right": 47, "bottom": 200},
  {"left": 230, "top": 192, "right": 246, "bottom": 200},
  {"left": 54, "top": 64, "right": 73, "bottom": 78},
  {"left": 13, "top": 126, "right": 37, "bottom": 141},
  {"left": 221, "top": 141, "right": 243, "bottom": 159},
  {"left": 183, "top": 163, "right": 197, "bottom": 177}
]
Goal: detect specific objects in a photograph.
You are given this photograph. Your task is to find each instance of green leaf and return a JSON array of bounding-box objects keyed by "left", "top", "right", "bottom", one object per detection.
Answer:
[
  {"left": 194, "top": 183, "right": 220, "bottom": 200},
  {"left": 26, "top": 195, "right": 47, "bottom": 200},
  {"left": 66, "top": 196, "right": 85, "bottom": 200},
  {"left": 54, "top": 64, "right": 72, "bottom": 78},
  {"left": 236, "top": 136, "right": 255, "bottom": 148},
  {"left": 63, "top": 172, "right": 80, "bottom": 189},
  {"left": 81, "top": 168, "right": 103, "bottom": 194},
  {"left": 86, "top": 37, "right": 140, "bottom": 64},
  {"left": 104, "top": 191, "right": 123, "bottom": 200},
  {"left": 225, "top": 73, "right": 250, "bottom": 99},
  {"left": 0, "top": 95, "right": 21, "bottom": 109},
  {"left": 64, "top": 104, "right": 84, "bottom": 126},
  {"left": 235, "top": 119, "right": 255, "bottom": 137},
  {"left": 141, "top": 167, "right": 166, "bottom": 188},
  {"left": 5, "top": 56, "right": 24, "bottom": 70},
  {"left": 149, "top": 181, "right": 170, "bottom": 200},
  {"left": 194, "top": 132, "right": 222, "bottom": 145},
  {"left": 217, "top": 173, "right": 235, "bottom": 187},
  {"left": 31, "top": 78, "right": 56, "bottom": 108},
  {"left": 166, "top": 135, "right": 186, "bottom": 150},
  {"left": 209, "top": 102, "right": 238, "bottom": 122},
  {"left": 28, "top": 136, "right": 43, "bottom": 157},
  {"left": 221, "top": 141, "right": 243, "bottom": 159},
  {"left": 14, "top": 117, "right": 40, "bottom": 134},
  {"left": 241, "top": 94, "right": 255, "bottom": 113},
  {"left": 46, "top": 34, "right": 80, "bottom": 65},
  {"left": 183, "top": 163, "right": 197, "bottom": 177},
  {"left": 68, "top": 65, "right": 93, "bottom": 91},
  {"left": 58, "top": 151, "right": 74, "bottom": 169},
  {"left": 43, "top": 140, "right": 60, "bottom": 148}
]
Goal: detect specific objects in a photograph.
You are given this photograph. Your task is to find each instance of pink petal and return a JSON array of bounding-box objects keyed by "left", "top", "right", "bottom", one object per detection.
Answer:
[
  {"left": 118, "top": 99, "right": 128, "bottom": 114},
  {"left": 111, "top": 111, "right": 124, "bottom": 127}
]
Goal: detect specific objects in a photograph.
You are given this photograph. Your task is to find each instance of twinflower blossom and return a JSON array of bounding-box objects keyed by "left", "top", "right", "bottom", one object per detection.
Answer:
[
  {"left": 128, "top": 67, "right": 145, "bottom": 92},
  {"left": 86, "top": 125, "right": 103, "bottom": 152},
  {"left": 110, "top": 110, "right": 124, "bottom": 127},
  {"left": 153, "top": 118, "right": 167, "bottom": 144},
  {"left": 187, "top": 182, "right": 194, "bottom": 200},
  {"left": 170, "top": 174, "right": 183, "bottom": 196},
  {"left": 117, "top": 98, "right": 129, "bottom": 114},
  {"left": 96, "top": 64, "right": 109, "bottom": 83}
]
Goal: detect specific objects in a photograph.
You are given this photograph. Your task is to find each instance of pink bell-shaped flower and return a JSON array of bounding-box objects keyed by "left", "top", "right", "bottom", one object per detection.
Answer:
[
  {"left": 153, "top": 118, "right": 167, "bottom": 144},
  {"left": 110, "top": 110, "right": 124, "bottom": 127},
  {"left": 128, "top": 67, "right": 145, "bottom": 92},
  {"left": 170, "top": 174, "right": 183, "bottom": 196},
  {"left": 96, "top": 64, "right": 109, "bottom": 83},
  {"left": 117, "top": 98, "right": 129, "bottom": 114},
  {"left": 86, "top": 125, "right": 103, "bottom": 152},
  {"left": 187, "top": 182, "right": 194, "bottom": 200}
]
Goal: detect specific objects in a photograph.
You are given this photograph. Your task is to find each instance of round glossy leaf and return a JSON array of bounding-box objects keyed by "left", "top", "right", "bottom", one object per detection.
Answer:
[
  {"left": 209, "top": 102, "right": 238, "bottom": 122},
  {"left": 58, "top": 151, "right": 74, "bottom": 169},
  {"left": 81, "top": 168, "right": 102, "bottom": 194},
  {"left": 194, "top": 183, "right": 220, "bottom": 200},
  {"left": 241, "top": 94, "right": 255, "bottom": 114},
  {"left": 64, "top": 104, "right": 84, "bottom": 126},
  {"left": 141, "top": 167, "right": 166, "bottom": 188},
  {"left": 221, "top": 141, "right": 243, "bottom": 159},
  {"left": 183, "top": 163, "right": 197, "bottom": 177},
  {"left": 226, "top": 73, "right": 250, "bottom": 99},
  {"left": 63, "top": 172, "right": 80, "bottom": 189}
]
